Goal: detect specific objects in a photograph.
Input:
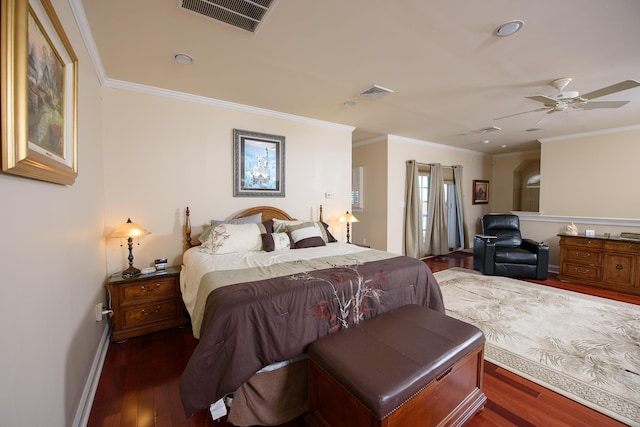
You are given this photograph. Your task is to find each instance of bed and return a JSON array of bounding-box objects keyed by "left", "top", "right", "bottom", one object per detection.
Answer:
[{"left": 178, "top": 206, "right": 445, "bottom": 425}]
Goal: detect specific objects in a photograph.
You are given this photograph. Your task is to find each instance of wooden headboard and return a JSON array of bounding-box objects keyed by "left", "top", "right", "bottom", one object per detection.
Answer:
[{"left": 184, "top": 205, "right": 324, "bottom": 250}]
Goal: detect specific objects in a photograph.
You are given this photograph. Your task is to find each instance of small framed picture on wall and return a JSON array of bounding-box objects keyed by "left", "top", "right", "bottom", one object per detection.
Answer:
[{"left": 473, "top": 180, "right": 489, "bottom": 204}]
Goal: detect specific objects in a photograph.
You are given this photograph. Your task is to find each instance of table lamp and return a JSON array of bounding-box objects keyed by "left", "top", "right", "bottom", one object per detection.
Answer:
[
  {"left": 110, "top": 218, "right": 151, "bottom": 276},
  {"left": 339, "top": 211, "right": 359, "bottom": 244}
]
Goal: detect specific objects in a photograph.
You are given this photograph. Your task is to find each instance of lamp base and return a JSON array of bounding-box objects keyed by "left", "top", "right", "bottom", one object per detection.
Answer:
[{"left": 121, "top": 266, "right": 141, "bottom": 277}]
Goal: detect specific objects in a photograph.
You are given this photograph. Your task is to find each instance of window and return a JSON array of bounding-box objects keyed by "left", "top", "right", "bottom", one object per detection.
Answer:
[
  {"left": 352, "top": 166, "right": 364, "bottom": 212},
  {"left": 419, "top": 171, "right": 460, "bottom": 249}
]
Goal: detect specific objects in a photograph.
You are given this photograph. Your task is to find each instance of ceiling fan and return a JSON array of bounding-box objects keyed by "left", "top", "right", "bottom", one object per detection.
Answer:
[{"left": 495, "top": 78, "right": 640, "bottom": 122}]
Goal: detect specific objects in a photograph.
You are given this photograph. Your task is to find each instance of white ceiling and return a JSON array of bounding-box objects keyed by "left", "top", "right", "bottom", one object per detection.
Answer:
[{"left": 80, "top": 0, "right": 640, "bottom": 154}]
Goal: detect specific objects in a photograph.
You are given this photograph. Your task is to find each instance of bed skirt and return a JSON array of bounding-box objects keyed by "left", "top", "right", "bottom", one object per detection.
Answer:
[{"left": 227, "top": 359, "right": 308, "bottom": 426}]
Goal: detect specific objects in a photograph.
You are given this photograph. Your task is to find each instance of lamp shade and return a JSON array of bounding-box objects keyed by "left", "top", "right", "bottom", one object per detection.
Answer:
[
  {"left": 109, "top": 218, "right": 151, "bottom": 238},
  {"left": 339, "top": 212, "right": 360, "bottom": 224}
]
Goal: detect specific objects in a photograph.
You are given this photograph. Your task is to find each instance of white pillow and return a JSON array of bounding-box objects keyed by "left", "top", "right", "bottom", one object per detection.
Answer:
[
  {"left": 200, "top": 223, "right": 266, "bottom": 254},
  {"left": 272, "top": 218, "right": 302, "bottom": 233},
  {"left": 211, "top": 212, "right": 262, "bottom": 226}
]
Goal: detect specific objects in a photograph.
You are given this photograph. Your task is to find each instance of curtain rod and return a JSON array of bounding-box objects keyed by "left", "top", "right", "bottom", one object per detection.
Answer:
[{"left": 414, "top": 162, "right": 459, "bottom": 168}]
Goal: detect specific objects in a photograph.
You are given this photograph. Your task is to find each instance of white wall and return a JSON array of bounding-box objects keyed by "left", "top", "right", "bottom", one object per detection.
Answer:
[
  {"left": 101, "top": 87, "right": 354, "bottom": 274},
  {"left": 352, "top": 138, "right": 388, "bottom": 249},
  {"left": 517, "top": 127, "right": 640, "bottom": 268},
  {"left": 0, "top": 0, "right": 106, "bottom": 425},
  {"left": 540, "top": 127, "right": 640, "bottom": 218}
]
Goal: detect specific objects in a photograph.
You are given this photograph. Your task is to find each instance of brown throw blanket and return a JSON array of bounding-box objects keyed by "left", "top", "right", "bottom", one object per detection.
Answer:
[{"left": 180, "top": 254, "right": 444, "bottom": 416}]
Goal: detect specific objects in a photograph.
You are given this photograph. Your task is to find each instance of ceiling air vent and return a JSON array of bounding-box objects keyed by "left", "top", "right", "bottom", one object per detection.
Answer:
[
  {"left": 359, "top": 85, "right": 394, "bottom": 100},
  {"left": 179, "top": 0, "right": 277, "bottom": 33}
]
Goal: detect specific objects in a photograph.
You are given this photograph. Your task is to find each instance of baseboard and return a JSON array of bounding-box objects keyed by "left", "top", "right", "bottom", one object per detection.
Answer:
[{"left": 72, "top": 322, "right": 110, "bottom": 427}]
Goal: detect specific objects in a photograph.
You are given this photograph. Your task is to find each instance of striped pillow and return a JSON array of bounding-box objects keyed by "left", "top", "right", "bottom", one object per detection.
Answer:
[{"left": 287, "top": 222, "right": 327, "bottom": 249}]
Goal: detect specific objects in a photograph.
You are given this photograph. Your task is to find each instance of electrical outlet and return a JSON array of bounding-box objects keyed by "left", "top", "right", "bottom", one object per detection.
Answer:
[{"left": 95, "top": 302, "right": 103, "bottom": 322}]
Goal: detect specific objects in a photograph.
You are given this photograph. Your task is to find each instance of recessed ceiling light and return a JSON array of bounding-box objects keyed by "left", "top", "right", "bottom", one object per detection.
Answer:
[
  {"left": 174, "top": 53, "right": 194, "bottom": 65},
  {"left": 495, "top": 20, "right": 524, "bottom": 37},
  {"left": 501, "top": 144, "right": 508, "bottom": 148},
  {"left": 474, "top": 126, "right": 501, "bottom": 134},
  {"left": 481, "top": 140, "right": 490, "bottom": 144}
]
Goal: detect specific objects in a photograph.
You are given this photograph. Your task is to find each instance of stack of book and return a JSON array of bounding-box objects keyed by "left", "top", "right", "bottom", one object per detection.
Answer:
[{"left": 620, "top": 232, "right": 640, "bottom": 239}]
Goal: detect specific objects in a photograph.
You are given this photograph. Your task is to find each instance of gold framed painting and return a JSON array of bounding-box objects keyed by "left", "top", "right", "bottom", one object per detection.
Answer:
[{"left": 1, "top": 0, "right": 78, "bottom": 185}]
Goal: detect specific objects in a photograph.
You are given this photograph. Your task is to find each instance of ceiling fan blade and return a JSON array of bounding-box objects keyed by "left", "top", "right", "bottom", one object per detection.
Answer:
[
  {"left": 578, "top": 100, "right": 630, "bottom": 110},
  {"left": 494, "top": 107, "right": 549, "bottom": 120},
  {"left": 535, "top": 109, "right": 558, "bottom": 125},
  {"left": 526, "top": 95, "right": 558, "bottom": 105},
  {"left": 580, "top": 80, "right": 640, "bottom": 100}
]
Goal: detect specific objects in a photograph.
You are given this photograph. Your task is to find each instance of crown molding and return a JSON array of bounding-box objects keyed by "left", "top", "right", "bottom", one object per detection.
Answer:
[
  {"left": 69, "top": 0, "right": 354, "bottom": 132},
  {"left": 539, "top": 124, "right": 640, "bottom": 143}
]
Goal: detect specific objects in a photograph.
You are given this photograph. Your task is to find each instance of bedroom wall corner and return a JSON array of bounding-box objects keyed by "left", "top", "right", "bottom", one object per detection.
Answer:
[{"left": 0, "top": 0, "right": 107, "bottom": 426}]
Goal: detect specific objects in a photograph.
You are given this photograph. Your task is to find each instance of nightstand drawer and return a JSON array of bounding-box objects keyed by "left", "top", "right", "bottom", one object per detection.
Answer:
[
  {"left": 122, "top": 300, "right": 179, "bottom": 329},
  {"left": 108, "top": 266, "right": 188, "bottom": 341},
  {"left": 122, "top": 277, "right": 176, "bottom": 302}
]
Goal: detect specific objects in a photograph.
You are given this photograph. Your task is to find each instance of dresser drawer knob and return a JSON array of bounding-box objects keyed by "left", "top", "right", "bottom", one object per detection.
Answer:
[
  {"left": 141, "top": 283, "right": 161, "bottom": 292},
  {"left": 573, "top": 267, "right": 590, "bottom": 274},
  {"left": 574, "top": 252, "right": 591, "bottom": 258},
  {"left": 141, "top": 306, "right": 161, "bottom": 315},
  {"left": 616, "top": 264, "right": 624, "bottom": 270}
]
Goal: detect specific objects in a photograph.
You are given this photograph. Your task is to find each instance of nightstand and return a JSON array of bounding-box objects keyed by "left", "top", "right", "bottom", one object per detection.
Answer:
[{"left": 108, "top": 266, "right": 188, "bottom": 341}]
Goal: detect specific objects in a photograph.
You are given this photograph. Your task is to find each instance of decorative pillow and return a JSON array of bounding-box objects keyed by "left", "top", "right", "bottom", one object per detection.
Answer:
[
  {"left": 211, "top": 212, "right": 262, "bottom": 226},
  {"left": 319, "top": 221, "right": 337, "bottom": 243},
  {"left": 272, "top": 218, "right": 302, "bottom": 233},
  {"left": 287, "top": 222, "right": 327, "bottom": 249},
  {"left": 200, "top": 223, "right": 266, "bottom": 254},
  {"left": 272, "top": 218, "right": 336, "bottom": 243},
  {"left": 262, "top": 219, "right": 274, "bottom": 234},
  {"left": 200, "top": 213, "right": 263, "bottom": 243},
  {"left": 261, "top": 233, "right": 293, "bottom": 252}
]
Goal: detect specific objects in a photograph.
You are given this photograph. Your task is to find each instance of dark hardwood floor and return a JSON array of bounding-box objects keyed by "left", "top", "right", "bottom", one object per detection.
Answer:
[{"left": 88, "top": 254, "right": 640, "bottom": 427}]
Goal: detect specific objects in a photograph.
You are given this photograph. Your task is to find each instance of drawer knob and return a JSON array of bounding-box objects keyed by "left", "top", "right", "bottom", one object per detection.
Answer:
[
  {"left": 141, "top": 306, "right": 161, "bottom": 315},
  {"left": 141, "top": 283, "right": 161, "bottom": 293},
  {"left": 616, "top": 264, "right": 624, "bottom": 270},
  {"left": 573, "top": 267, "right": 590, "bottom": 274},
  {"left": 574, "top": 252, "right": 591, "bottom": 258}
]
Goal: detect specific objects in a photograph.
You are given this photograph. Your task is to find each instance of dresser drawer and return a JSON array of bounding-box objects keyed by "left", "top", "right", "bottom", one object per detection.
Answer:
[
  {"left": 561, "top": 262, "right": 601, "bottom": 281},
  {"left": 122, "top": 300, "right": 180, "bottom": 329},
  {"left": 562, "top": 248, "right": 601, "bottom": 264},
  {"left": 603, "top": 240, "right": 640, "bottom": 253},
  {"left": 561, "top": 236, "right": 603, "bottom": 249},
  {"left": 121, "top": 277, "right": 176, "bottom": 302}
]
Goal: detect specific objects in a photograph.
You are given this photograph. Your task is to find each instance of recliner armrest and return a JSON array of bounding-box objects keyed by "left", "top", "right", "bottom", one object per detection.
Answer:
[
  {"left": 521, "top": 239, "right": 549, "bottom": 280},
  {"left": 521, "top": 238, "right": 548, "bottom": 253},
  {"left": 473, "top": 236, "right": 496, "bottom": 275}
]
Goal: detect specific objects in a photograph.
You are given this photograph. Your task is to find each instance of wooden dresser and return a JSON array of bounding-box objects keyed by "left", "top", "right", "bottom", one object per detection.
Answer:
[
  {"left": 108, "top": 266, "right": 188, "bottom": 341},
  {"left": 558, "top": 234, "right": 640, "bottom": 295}
]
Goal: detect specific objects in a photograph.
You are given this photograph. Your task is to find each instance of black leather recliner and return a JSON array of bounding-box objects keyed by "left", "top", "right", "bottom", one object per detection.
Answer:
[{"left": 473, "top": 214, "right": 549, "bottom": 280}]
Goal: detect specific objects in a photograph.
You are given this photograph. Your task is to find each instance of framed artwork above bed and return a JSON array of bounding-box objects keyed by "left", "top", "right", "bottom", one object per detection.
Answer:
[{"left": 233, "top": 129, "right": 285, "bottom": 197}]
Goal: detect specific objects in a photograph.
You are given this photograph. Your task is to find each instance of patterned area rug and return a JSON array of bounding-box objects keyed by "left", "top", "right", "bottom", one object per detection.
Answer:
[{"left": 434, "top": 268, "right": 640, "bottom": 426}]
